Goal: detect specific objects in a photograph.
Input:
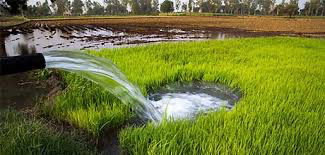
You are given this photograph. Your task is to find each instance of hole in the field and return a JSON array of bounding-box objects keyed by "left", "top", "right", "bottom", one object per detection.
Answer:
[{"left": 148, "top": 81, "right": 240, "bottom": 120}]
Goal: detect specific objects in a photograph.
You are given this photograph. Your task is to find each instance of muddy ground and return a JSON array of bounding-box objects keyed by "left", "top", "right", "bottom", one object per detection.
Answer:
[{"left": 11, "top": 16, "right": 325, "bottom": 37}]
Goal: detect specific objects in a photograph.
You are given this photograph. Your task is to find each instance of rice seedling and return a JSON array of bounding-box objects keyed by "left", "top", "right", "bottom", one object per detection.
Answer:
[
  {"left": 46, "top": 37, "right": 325, "bottom": 154},
  {"left": 0, "top": 109, "right": 95, "bottom": 154},
  {"left": 41, "top": 71, "right": 134, "bottom": 136}
]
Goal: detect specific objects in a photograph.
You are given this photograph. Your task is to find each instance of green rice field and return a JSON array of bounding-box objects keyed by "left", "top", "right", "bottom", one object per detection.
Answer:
[{"left": 2, "top": 37, "right": 325, "bottom": 154}]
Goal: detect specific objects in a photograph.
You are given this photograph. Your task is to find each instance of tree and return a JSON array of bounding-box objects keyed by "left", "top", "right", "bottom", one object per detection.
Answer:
[
  {"left": 228, "top": 0, "right": 239, "bottom": 14},
  {"left": 53, "top": 0, "right": 69, "bottom": 15},
  {"left": 223, "top": 0, "right": 229, "bottom": 13},
  {"left": 199, "top": 0, "right": 217, "bottom": 13},
  {"left": 105, "top": 0, "right": 127, "bottom": 14},
  {"left": 129, "top": 0, "right": 156, "bottom": 14},
  {"left": 92, "top": 2, "right": 104, "bottom": 15},
  {"left": 120, "top": 0, "right": 128, "bottom": 12},
  {"left": 304, "top": 1, "right": 311, "bottom": 15},
  {"left": 25, "top": 5, "right": 36, "bottom": 16},
  {"left": 212, "top": 0, "right": 222, "bottom": 13},
  {"left": 249, "top": 0, "right": 258, "bottom": 15},
  {"left": 240, "top": 0, "right": 254, "bottom": 15},
  {"left": 181, "top": 2, "right": 187, "bottom": 11},
  {"left": 136, "top": 0, "right": 154, "bottom": 14},
  {"left": 285, "top": 0, "right": 298, "bottom": 17},
  {"left": 71, "top": 0, "right": 84, "bottom": 15},
  {"left": 257, "top": 0, "right": 274, "bottom": 14},
  {"left": 86, "top": 0, "right": 104, "bottom": 15},
  {"left": 321, "top": 0, "right": 325, "bottom": 16},
  {"left": 307, "top": 0, "right": 321, "bottom": 16},
  {"left": 188, "top": 0, "right": 193, "bottom": 12},
  {"left": 1, "top": 0, "right": 28, "bottom": 15},
  {"left": 160, "top": 0, "right": 174, "bottom": 12},
  {"left": 152, "top": 0, "right": 159, "bottom": 13},
  {"left": 274, "top": 3, "right": 285, "bottom": 15},
  {"left": 175, "top": 0, "right": 181, "bottom": 11},
  {"left": 0, "top": 0, "right": 7, "bottom": 15},
  {"left": 40, "top": 0, "right": 51, "bottom": 15},
  {"left": 85, "top": 0, "right": 93, "bottom": 14},
  {"left": 130, "top": 0, "right": 140, "bottom": 14}
]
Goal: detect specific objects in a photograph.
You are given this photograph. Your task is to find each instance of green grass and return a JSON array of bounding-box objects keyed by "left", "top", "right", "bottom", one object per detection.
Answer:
[
  {"left": 41, "top": 71, "right": 134, "bottom": 136},
  {"left": 87, "top": 37, "right": 324, "bottom": 154},
  {"left": 0, "top": 109, "right": 95, "bottom": 154},
  {"left": 46, "top": 37, "right": 325, "bottom": 154}
]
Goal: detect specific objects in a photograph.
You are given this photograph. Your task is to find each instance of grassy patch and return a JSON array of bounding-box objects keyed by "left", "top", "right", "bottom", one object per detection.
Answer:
[
  {"left": 83, "top": 37, "right": 324, "bottom": 154},
  {"left": 45, "top": 37, "right": 325, "bottom": 154},
  {"left": 41, "top": 71, "right": 134, "bottom": 136},
  {"left": 0, "top": 109, "right": 95, "bottom": 154}
]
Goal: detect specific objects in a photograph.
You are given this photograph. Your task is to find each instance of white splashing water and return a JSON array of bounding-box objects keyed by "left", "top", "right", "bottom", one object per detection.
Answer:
[{"left": 151, "top": 93, "right": 230, "bottom": 120}]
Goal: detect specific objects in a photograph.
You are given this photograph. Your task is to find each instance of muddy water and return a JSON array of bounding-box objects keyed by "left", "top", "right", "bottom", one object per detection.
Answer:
[
  {"left": 0, "top": 25, "right": 241, "bottom": 56},
  {"left": 0, "top": 73, "right": 52, "bottom": 110}
]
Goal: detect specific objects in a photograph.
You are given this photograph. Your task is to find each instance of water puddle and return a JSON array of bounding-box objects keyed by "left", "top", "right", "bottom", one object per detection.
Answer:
[
  {"left": 148, "top": 82, "right": 240, "bottom": 120},
  {"left": 0, "top": 26, "right": 241, "bottom": 56}
]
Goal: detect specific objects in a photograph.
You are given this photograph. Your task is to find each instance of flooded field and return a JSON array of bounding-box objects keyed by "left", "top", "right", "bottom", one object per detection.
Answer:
[
  {"left": 0, "top": 24, "right": 277, "bottom": 56},
  {"left": 2, "top": 16, "right": 325, "bottom": 57}
]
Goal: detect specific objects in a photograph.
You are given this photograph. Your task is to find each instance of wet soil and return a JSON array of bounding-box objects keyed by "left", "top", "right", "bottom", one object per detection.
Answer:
[{"left": 0, "top": 72, "right": 59, "bottom": 110}]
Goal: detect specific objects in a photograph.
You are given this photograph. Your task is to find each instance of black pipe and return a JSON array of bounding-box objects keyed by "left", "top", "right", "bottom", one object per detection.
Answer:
[{"left": 0, "top": 53, "right": 46, "bottom": 76}]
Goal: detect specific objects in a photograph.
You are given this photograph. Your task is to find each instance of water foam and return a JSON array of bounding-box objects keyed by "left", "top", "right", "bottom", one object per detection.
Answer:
[{"left": 151, "top": 92, "right": 230, "bottom": 119}]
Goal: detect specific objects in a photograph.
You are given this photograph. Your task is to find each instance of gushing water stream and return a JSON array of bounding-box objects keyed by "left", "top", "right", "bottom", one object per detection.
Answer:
[
  {"left": 43, "top": 51, "right": 238, "bottom": 122},
  {"left": 44, "top": 51, "right": 162, "bottom": 122}
]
